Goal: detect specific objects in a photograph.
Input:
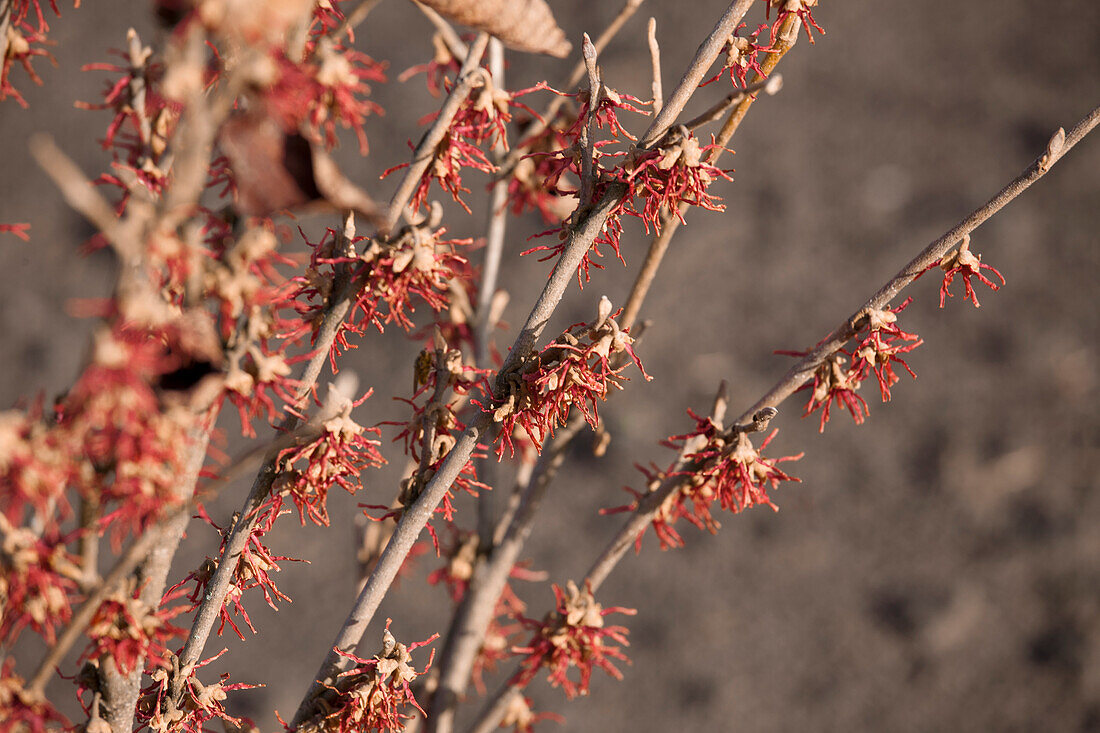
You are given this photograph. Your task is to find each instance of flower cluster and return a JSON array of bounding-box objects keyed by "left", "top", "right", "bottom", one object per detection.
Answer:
[
  {"left": 512, "top": 580, "right": 635, "bottom": 699},
  {"left": 506, "top": 115, "right": 579, "bottom": 224},
  {"left": 77, "top": 29, "right": 178, "bottom": 209},
  {"left": 608, "top": 411, "right": 802, "bottom": 550},
  {"left": 701, "top": 22, "right": 774, "bottom": 89},
  {"left": 274, "top": 389, "right": 385, "bottom": 526},
  {"left": 383, "top": 71, "right": 538, "bottom": 214},
  {"left": 781, "top": 299, "right": 922, "bottom": 431},
  {"left": 0, "top": 658, "right": 66, "bottom": 732},
  {"left": 288, "top": 217, "right": 474, "bottom": 367},
  {"left": 936, "top": 233, "right": 1005, "bottom": 308},
  {"left": 168, "top": 503, "right": 303, "bottom": 641},
  {"left": 298, "top": 622, "right": 438, "bottom": 733},
  {"left": 374, "top": 338, "right": 487, "bottom": 546},
  {"left": 0, "top": 0, "right": 67, "bottom": 107},
  {"left": 849, "top": 300, "right": 923, "bottom": 402},
  {"left": 82, "top": 580, "right": 185, "bottom": 675},
  {"left": 519, "top": 85, "right": 649, "bottom": 280},
  {"left": 765, "top": 0, "right": 825, "bottom": 44},
  {"left": 0, "top": 514, "right": 80, "bottom": 645},
  {"left": 136, "top": 649, "right": 259, "bottom": 733},
  {"left": 482, "top": 297, "right": 648, "bottom": 458},
  {"left": 621, "top": 128, "right": 733, "bottom": 233},
  {"left": 261, "top": 37, "right": 386, "bottom": 155}
]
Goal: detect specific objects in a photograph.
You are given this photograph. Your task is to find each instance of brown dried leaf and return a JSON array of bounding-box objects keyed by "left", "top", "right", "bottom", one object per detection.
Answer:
[
  {"left": 219, "top": 114, "right": 381, "bottom": 225},
  {"left": 416, "top": 0, "right": 571, "bottom": 58}
]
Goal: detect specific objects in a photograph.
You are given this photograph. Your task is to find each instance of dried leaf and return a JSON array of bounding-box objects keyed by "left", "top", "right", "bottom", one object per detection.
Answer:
[
  {"left": 416, "top": 0, "right": 571, "bottom": 58},
  {"left": 219, "top": 113, "right": 381, "bottom": 224}
]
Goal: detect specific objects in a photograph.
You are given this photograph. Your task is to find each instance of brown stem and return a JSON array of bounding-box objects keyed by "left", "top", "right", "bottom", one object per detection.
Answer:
[
  {"left": 636, "top": 0, "right": 755, "bottom": 149},
  {"left": 475, "top": 37, "right": 509, "bottom": 547},
  {"left": 576, "top": 34, "right": 601, "bottom": 210}
]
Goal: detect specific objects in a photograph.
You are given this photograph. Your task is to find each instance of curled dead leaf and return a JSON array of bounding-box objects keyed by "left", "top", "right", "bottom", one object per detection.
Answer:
[{"left": 416, "top": 0, "right": 571, "bottom": 58}]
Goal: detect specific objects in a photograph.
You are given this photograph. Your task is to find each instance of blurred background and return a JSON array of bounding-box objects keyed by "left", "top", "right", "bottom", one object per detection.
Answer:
[{"left": 2, "top": 0, "right": 1099, "bottom": 730}]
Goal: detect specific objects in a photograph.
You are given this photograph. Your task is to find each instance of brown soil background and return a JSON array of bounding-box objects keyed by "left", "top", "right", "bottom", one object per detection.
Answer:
[{"left": 2, "top": 1, "right": 1099, "bottom": 731}]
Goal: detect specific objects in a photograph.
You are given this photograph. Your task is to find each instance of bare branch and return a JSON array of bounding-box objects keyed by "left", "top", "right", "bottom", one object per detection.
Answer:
[
  {"left": 475, "top": 37, "right": 509, "bottom": 547},
  {"left": 647, "top": 17, "right": 662, "bottom": 115},
  {"left": 733, "top": 103, "right": 1100, "bottom": 426},
  {"left": 413, "top": 0, "right": 469, "bottom": 60}
]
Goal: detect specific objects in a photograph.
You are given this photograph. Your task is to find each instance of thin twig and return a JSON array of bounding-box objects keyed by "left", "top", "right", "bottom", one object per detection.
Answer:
[
  {"left": 576, "top": 34, "right": 601, "bottom": 212},
  {"left": 647, "top": 17, "right": 662, "bottom": 115},
  {"left": 413, "top": 0, "right": 469, "bottom": 60},
  {"left": 475, "top": 37, "right": 509, "bottom": 548},
  {"left": 682, "top": 73, "right": 781, "bottom": 132},
  {"left": 637, "top": 0, "right": 755, "bottom": 149}
]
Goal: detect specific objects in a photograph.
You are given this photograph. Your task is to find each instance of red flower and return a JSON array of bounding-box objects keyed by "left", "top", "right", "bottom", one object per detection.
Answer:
[
  {"left": 83, "top": 581, "right": 185, "bottom": 675},
  {"left": 299, "top": 621, "right": 439, "bottom": 733},
  {"left": 765, "top": 0, "right": 826, "bottom": 45},
  {"left": 288, "top": 222, "right": 473, "bottom": 367},
  {"left": 0, "top": 223, "right": 31, "bottom": 240},
  {"left": 137, "top": 648, "right": 261, "bottom": 733},
  {"left": 937, "top": 233, "right": 1005, "bottom": 308},
  {"left": 0, "top": 514, "right": 80, "bottom": 645},
  {"left": 275, "top": 389, "right": 385, "bottom": 527},
  {"left": 506, "top": 115, "right": 579, "bottom": 224},
  {"left": 700, "top": 22, "right": 774, "bottom": 89},
  {"left": 512, "top": 581, "right": 635, "bottom": 699},
  {"left": 0, "top": 658, "right": 67, "bottom": 732},
  {"left": 167, "top": 503, "right": 303, "bottom": 641},
  {"left": 621, "top": 129, "right": 733, "bottom": 234},
  {"left": 0, "top": 17, "right": 53, "bottom": 108},
  {"left": 261, "top": 38, "right": 386, "bottom": 154},
  {"left": 849, "top": 300, "right": 923, "bottom": 402},
  {"left": 480, "top": 297, "right": 648, "bottom": 459}
]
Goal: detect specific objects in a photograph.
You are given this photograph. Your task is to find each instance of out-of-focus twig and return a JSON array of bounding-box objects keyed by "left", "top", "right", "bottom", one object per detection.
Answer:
[{"left": 647, "top": 17, "right": 662, "bottom": 115}]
